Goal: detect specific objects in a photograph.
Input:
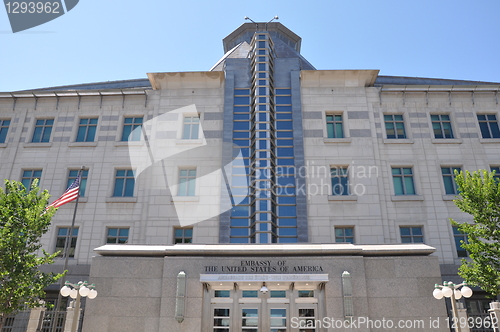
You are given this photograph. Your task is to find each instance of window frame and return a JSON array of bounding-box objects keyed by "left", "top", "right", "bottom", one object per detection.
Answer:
[
  {"left": 441, "top": 166, "right": 462, "bottom": 195},
  {"left": 391, "top": 167, "right": 416, "bottom": 195},
  {"left": 54, "top": 226, "right": 79, "bottom": 258},
  {"left": 67, "top": 169, "right": 89, "bottom": 197},
  {"left": 121, "top": 116, "right": 143, "bottom": 142},
  {"left": 452, "top": 226, "right": 468, "bottom": 258},
  {"left": 383, "top": 113, "right": 407, "bottom": 139},
  {"left": 334, "top": 227, "right": 354, "bottom": 243},
  {"left": 75, "top": 117, "right": 99, "bottom": 142},
  {"left": 181, "top": 115, "right": 200, "bottom": 140},
  {"left": 177, "top": 168, "right": 197, "bottom": 196},
  {"left": 325, "top": 112, "right": 344, "bottom": 139},
  {"left": 112, "top": 169, "right": 136, "bottom": 197},
  {"left": 31, "top": 118, "right": 54, "bottom": 143},
  {"left": 399, "top": 226, "right": 424, "bottom": 243},
  {"left": 105, "top": 227, "right": 130, "bottom": 244},
  {"left": 490, "top": 166, "right": 500, "bottom": 182},
  {"left": 21, "top": 169, "right": 42, "bottom": 189},
  {"left": 330, "top": 166, "right": 350, "bottom": 196},
  {"left": 174, "top": 227, "right": 193, "bottom": 244},
  {"left": 477, "top": 113, "right": 500, "bottom": 139},
  {"left": 430, "top": 113, "right": 454, "bottom": 139},
  {"left": 0, "top": 119, "right": 11, "bottom": 144}
]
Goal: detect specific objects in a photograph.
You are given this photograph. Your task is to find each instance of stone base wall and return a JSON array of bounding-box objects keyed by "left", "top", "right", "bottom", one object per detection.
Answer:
[{"left": 83, "top": 254, "right": 449, "bottom": 332}]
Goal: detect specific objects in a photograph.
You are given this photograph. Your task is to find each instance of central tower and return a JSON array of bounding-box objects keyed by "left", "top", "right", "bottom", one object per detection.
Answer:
[
  {"left": 216, "top": 22, "right": 313, "bottom": 243},
  {"left": 249, "top": 31, "right": 277, "bottom": 243}
]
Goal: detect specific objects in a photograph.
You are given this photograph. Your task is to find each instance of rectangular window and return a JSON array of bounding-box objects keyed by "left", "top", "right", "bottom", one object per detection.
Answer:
[
  {"left": 453, "top": 226, "right": 468, "bottom": 257},
  {"left": 270, "top": 291, "right": 286, "bottom": 298},
  {"left": 298, "top": 309, "right": 316, "bottom": 331},
  {"left": 431, "top": 114, "right": 454, "bottom": 139},
  {"left": 106, "top": 227, "right": 129, "bottom": 244},
  {"left": 335, "top": 227, "right": 354, "bottom": 243},
  {"left": 182, "top": 115, "right": 200, "bottom": 139},
  {"left": 400, "top": 226, "right": 423, "bottom": 243},
  {"left": 384, "top": 114, "right": 406, "bottom": 139},
  {"left": 491, "top": 166, "right": 500, "bottom": 182},
  {"left": 477, "top": 114, "right": 500, "bottom": 138},
  {"left": 441, "top": 167, "right": 461, "bottom": 195},
  {"left": 178, "top": 169, "right": 196, "bottom": 196},
  {"left": 213, "top": 308, "right": 230, "bottom": 332},
  {"left": 67, "top": 169, "right": 88, "bottom": 197},
  {"left": 76, "top": 118, "right": 98, "bottom": 142},
  {"left": 241, "top": 308, "right": 258, "bottom": 331},
  {"left": 0, "top": 119, "right": 10, "bottom": 143},
  {"left": 121, "top": 117, "right": 143, "bottom": 141},
  {"left": 392, "top": 167, "right": 416, "bottom": 195},
  {"left": 174, "top": 227, "right": 193, "bottom": 244},
  {"left": 270, "top": 308, "right": 287, "bottom": 331},
  {"left": 214, "top": 290, "right": 230, "bottom": 298},
  {"left": 298, "top": 290, "right": 314, "bottom": 298},
  {"left": 21, "top": 170, "right": 42, "bottom": 189},
  {"left": 326, "top": 114, "right": 343, "bottom": 138},
  {"left": 113, "top": 170, "right": 135, "bottom": 197},
  {"left": 55, "top": 227, "right": 78, "bottom": 257},
  {"left": 32, "top": 119, "right": 54, "bottom": 143},
  {"left": 331, "top": 167, "right": 349, "bottom": 195},
  {"left": 242, "top": 290, "right": 258, "bottom": 298}
]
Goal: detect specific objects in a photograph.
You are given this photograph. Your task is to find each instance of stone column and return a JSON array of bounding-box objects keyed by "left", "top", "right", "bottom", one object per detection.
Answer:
[
  {"left": 489, "top": 302, "right": 500, "bottom": 332},
  {"left": 64, "top": 302, "right": 82, "bottom": 332},
  {"left": 26, "top": 306, "right": 45, "bottom": 332}
]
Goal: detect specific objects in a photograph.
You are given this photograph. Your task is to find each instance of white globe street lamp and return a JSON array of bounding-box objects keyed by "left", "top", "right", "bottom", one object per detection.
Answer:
[
  {"left": 60, "top": 281, "right": 98, "bottom": 332},
  {"left": 433, "top": 281, "right": 473, "bottom": 332}
]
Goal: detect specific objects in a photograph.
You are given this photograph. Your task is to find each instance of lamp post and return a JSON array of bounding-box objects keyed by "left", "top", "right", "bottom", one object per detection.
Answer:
[
  {"left": 433, "top": 281, "right": 473, "bottom": 332},
  {"left": 60, "top": 281, "right": 97, "bottom": 332}
]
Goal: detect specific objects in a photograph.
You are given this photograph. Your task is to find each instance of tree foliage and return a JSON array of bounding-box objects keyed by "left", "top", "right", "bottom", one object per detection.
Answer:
[
  {"left": 0, "top": 180, "right": 64, "bottom": 327},
  {"left": 451, "top": 170, "right": 500, "bottom": 297}
]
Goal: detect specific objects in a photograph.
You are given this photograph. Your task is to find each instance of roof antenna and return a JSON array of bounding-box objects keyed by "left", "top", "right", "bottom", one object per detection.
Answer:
[
  {"left": 265, "top": 16, "right": 279, "bottom": 30},
  {"left": 244, "top": 16, "right": 258, "bottom": 30}
]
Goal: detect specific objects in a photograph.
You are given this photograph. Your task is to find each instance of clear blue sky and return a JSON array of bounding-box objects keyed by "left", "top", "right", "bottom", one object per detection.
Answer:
[{"left": 1, "top": 0, "right": 499, "bottom": 91}]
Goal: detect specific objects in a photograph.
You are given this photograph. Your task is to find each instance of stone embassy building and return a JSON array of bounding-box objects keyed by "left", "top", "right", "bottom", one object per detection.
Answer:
[{"left": 1, "top": 22, "right": 500, "bottom": 331}]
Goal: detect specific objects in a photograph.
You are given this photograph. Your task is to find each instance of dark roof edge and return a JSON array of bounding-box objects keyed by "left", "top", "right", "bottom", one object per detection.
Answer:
[
  {"left": 375, "top": 75, "right": 500, "bottom": 86},
  {"left": 18, "top": 78, "right": 152, "bottom": 92}
]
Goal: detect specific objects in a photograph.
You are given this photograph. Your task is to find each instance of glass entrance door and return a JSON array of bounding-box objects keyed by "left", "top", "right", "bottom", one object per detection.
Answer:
[
  {"left": 241, "top": 306, "right": 259, "bottom": 332},
  {"left": 269, "top": 307, "right": 287, "bottom": 332}
]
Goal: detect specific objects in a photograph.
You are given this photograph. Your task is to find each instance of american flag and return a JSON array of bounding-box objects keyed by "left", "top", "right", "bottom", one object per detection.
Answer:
[{"left": 46, "top": 175, "right": 81, "bottom": 209}]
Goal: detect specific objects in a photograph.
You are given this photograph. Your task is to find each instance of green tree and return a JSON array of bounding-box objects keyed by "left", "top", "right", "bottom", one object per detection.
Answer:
[
  {"left": 0, "top": 180, "right": 64, "bottom": 329},
  {"left": 451, "top": 170, "right": 500, "bottom": 297}
]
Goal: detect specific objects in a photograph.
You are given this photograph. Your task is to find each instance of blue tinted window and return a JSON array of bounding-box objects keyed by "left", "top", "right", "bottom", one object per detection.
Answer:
[
  {"left": 276, "top": 113, "right": 292, "bottom": 120},
  {"left": 67, "top": 170, "right": 89, "bottom": 197},
  {"left": 276, "top": 96, "right": 292, "bottom": 104},
  {"left": 32, "top": 119, "right": 54, "bottom": 143},
  {"left": 76, "top": 118, "right": 98, "bottom": 142},
  {"left": 122, "top": 117, "right": 143, "bottom": 141},
  {"left": 0, "top": 120, "right": 10, "bottom": 143},
  {"left": 234, "top": 89, "right": 250, "bottom": 96},
  {"left": 233, "top": 122, "right": 250, "bottom": 130},
  {"left": 276, "top": 121, "right": 293, "bottom": 130},
  {"left": 278, "top": 206, "right": 296, "bottom": 217},
  {"left": 234, "top": 96, "right": 250, "bottom": 105},
  {"left": 113, "top": 169, "right": 135, "bottom": 197},
  {"left": 277, "top": 148, "right": 294, "bottom": 157},
  {"left": 231, "top": 228, "right": 249, "bottom": 236}
]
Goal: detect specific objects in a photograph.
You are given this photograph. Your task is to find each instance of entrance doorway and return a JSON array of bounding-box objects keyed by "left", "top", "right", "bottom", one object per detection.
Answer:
[{"left": 205, "top": 279, "right": 325, "bottom": 332}]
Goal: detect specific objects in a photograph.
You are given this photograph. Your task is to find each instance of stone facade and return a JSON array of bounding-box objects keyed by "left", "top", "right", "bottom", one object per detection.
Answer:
[
  {"left": 0, "top": 21, "right": 499, "bottom": 330},
  {"left": 82, "top": 244, "right": 449, "bottom": 332}
]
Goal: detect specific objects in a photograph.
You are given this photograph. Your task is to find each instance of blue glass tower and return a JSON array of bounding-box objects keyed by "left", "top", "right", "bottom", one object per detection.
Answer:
[{"left": 215, "top": 22, "right": 314, "bottom": 243}]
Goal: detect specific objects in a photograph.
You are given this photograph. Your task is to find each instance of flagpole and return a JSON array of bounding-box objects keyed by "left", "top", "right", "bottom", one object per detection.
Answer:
[{"left": 54, "top": 166, "right": 85, "bottom": 320}]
